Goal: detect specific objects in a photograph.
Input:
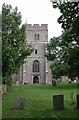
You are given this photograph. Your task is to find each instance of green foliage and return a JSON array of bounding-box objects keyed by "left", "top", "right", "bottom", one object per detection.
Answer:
[
  {"left": 50, "top": 60, "right": 70, "bottom": 79},
  {"left": 2, "top": 3, "right": 33, "bottom": 83},
  {"left": 46, "top": 1, "right": 79, "bottom": 79},
  {"left": 45, "top": 36, "right": 61, "bottom": 61},
  {"left": 0, "top": 12, "right": 2, "bottom": 28},
  {"left": 46, "top": 36, "right": 70, "bottom": 79}
]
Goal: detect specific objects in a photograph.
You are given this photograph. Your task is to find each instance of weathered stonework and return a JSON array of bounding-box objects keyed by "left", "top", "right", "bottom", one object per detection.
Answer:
[{"left": 18, "top": 24, "right": 52, "bottom": 84}]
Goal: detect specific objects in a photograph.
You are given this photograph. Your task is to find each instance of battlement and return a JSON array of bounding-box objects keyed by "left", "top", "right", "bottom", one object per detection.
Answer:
[{"left": 26, "top": 24, "right": 48, "bottom": 31}]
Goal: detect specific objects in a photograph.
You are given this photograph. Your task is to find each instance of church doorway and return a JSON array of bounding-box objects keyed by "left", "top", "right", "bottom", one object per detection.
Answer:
[{"left": 33, "top": 76, "right": 39, "bottom": 84}]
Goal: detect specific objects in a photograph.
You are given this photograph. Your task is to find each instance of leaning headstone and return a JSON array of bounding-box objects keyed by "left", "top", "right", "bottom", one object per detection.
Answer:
[
  {"left": 12, "top": 97, "right": 25, "bottom": 110},
  {"left": 53, "top": 94, "right": 64, "bottom": 110},
  {"left": 77, "top": 95, "right": 79, "bottom": 108}
]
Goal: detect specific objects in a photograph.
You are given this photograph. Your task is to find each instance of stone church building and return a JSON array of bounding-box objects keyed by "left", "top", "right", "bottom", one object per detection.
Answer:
[{"left": 15, "top": 24, "right": 52, "bottom": 84}]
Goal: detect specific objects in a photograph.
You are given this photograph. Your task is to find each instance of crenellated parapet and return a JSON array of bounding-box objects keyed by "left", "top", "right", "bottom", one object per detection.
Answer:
[{"left": 26, "top": 24, "right": 48, "bottom": 31}]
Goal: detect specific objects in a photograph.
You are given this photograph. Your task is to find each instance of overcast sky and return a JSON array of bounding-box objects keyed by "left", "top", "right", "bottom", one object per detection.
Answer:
[{"left": 0, "top": 0, "right": 62, "bottom": 40}]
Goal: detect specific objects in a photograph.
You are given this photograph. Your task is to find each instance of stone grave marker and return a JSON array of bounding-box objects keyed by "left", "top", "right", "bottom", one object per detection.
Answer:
[
  {"left": 12, "top": 97, "right": 25, "bottom": 110},
  {"left": 77, "top": 95, "right": 79, "bottom": 108},
  {"left": 53, "top": 94, "right": 64, "bottom": 110},
  {"left": 52, "top": 79, "right": 56, "bottom": 86},
  {"left": 68, "top": 79, "right": 72, "bottom": 83},
  {"left": 16, "top": 81, "right": 19, "bottom": 86}
]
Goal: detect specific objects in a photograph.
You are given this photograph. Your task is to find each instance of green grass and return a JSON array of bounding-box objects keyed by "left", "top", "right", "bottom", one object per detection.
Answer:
[{"left": 2, "top": 82, "right": 79, "bottom": 119}]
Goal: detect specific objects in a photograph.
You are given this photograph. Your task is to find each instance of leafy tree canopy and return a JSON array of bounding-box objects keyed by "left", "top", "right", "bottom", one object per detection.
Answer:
[
  {"left": 2, "top": 3, "right": 33, "bottom": 83},
  {"left": 46, "top": 1, "right": 79, "bottom": 79}
]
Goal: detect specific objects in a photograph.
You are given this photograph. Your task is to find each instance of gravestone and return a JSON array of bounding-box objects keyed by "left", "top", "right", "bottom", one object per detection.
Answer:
[
  {"left": 53, "top": 94, "right": 64, "bottom": 110},
  {"left": 16, "top": 81, "right": 19, "bottom": 86},
  {"left": 12, "top": 97, "right": 25, "bottom": 110},
  {"left": 68, "top": 79, "right": 72, "bottom": 83},
  {"left": 52, "top": 79, "right": 56, "bottom": 86},
  {"left": 77, "top": 95, "right": 79, "bottom": 108}
]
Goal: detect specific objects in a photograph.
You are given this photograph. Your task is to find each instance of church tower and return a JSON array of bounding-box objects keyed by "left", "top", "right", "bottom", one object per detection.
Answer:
[{"left": 23, "top": 24, "right": 48, "bottom": 84}]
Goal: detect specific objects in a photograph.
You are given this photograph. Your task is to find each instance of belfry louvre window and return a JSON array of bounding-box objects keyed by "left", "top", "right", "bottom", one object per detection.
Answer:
[
  {"left": 33, "top": 60, "right": 39, "bottom": 72},
  {"left": 35, "top": 34, "right": 39, "bottom": 40}
]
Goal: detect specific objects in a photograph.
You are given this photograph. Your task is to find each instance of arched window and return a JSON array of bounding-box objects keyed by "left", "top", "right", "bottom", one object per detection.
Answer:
[{"left": 33, "top": 60, "right": 40, "bottom": 72}]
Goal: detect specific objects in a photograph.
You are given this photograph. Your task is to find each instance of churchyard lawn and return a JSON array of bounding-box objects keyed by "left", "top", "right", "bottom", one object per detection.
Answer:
[{"left": 2, "top": 82, "right": 79, "bottom": 119}]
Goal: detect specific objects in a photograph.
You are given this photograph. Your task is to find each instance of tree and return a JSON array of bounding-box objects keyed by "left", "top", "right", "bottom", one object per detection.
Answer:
[
  {"left": 0, "top": 12, "right": 1, "bottom": 28},
  {"left": 50, "top": 59, "right": 70, "bottom": 79},
  {"left": 2, "top": 3, "right": 33, "bottom": 84},
  {"left": 47, "top": 1, "right": 79, "bottom": 79},
  {"left": 45, "top": 37, "right": 60, "bottom": 61},
  {"left": 46, "top": 36, "right": 70, "bottom": 79}
]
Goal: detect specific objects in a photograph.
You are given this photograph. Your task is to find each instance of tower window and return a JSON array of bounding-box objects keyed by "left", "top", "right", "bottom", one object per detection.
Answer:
[
  {"left": 35, "top": 34, "right": 40, "bottom": 40},
  {"left": 35, "top": 49, "right": 37, "bottom": 54},
  {"left": 37, "top": 34, "right": 39, "bottom": 40},
  {"left": 35, "top": 34, "right": 36, "bottom": 40}
]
